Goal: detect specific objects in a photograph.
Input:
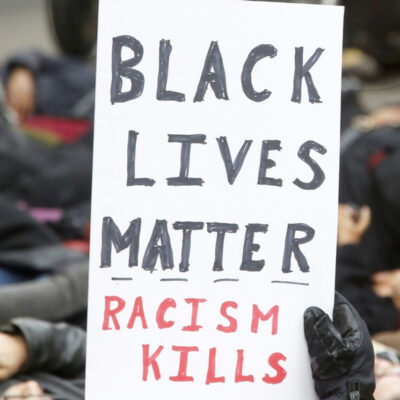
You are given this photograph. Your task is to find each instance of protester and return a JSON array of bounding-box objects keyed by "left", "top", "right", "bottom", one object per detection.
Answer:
[
  {"left": 0, "top": 52, "right": 94, "bottom": 326},
  {"left": 336, "top": 200, "right": 399, "bottom": 334},
  {"left": 2, "top": 50, "right": 95, "bottom": 121},
  {"left": 337, "top": 125, "right": 400, "bottom": 334},
  {"left": 0, "top": 318, "right": 85, "bottom": 400},
  {"left": 337, "top": 0, "right": 400, "bottom": 338}
]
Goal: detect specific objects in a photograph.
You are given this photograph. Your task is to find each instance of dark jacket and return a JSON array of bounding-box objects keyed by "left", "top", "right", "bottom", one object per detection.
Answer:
[
  {"left": 336, "top": 245, "right": 399, "bottom": 334},
  {"left": 2, "top": 50, "right": 95, "bottom": 118},
  {"left": 337, "top": 127, "right": 400, "bottom": 334},
  {"left": 0, "top": 318, "right": 86, "bottom": 400}
]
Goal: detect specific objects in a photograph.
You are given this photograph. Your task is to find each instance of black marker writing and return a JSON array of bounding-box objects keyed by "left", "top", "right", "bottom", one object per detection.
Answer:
[
  {"left": 291, "top": 47, "right": 324, "bottom": 104},
  {"left": 142, "top": 220, "right": 174, "bottom": 272},
  {"left": 217, "top": 137, "right": 252, "bottom": 185},
  {"left": 167, "top": 134, "right": 206, "bottom": 186},
  {"left": 157, "top": 40, "right": 185, "bottom": 102},
  {"left": 173, "top": 221, "right": 204, "bottom": 272},
  {"left": 241, "top": 44, "right": 277, "bottom": 102},
  {"left": 110, "top": 35, "right": 144, "bottom": 104},
  {"left": 282, "top": 223, "right": 315, "bottom": 273},
  {"left": 207, "top": 223, "right": 239, "bottom": 271},
  {"left": 293, "top": 141, "right": 327, "bottom": 190},
  {"left": 258, "top": 140, "right": 282, "bottom": 187},
  {"left": 127, "top": 131, "right": 155, "bottom": 186},
  {"left": 240, "top": 224, "right": 268, "bottom": 272},
  {"left": 194, "top": 41, "right": 229, "bottom": 102},
  {"left": 101, "top": 217, "right": 141, "bottom": 267}
]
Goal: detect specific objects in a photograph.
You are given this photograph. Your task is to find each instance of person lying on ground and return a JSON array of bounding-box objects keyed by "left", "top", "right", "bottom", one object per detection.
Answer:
[
  {"left": 2, "top": 51, "right": 95, "bottom": 121},
  {"left": 0, "top": 318, "right": 85, "bottom": 400}
]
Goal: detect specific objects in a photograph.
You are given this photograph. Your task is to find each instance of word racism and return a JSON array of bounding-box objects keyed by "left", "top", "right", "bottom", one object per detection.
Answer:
[{"left": 102, "top": 296, "right": 286, "bottom": 385}]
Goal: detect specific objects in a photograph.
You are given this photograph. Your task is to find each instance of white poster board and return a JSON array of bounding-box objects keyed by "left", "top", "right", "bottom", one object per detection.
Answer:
[{"left": 86, "top": 1, "right": 343, "bottom": 399}]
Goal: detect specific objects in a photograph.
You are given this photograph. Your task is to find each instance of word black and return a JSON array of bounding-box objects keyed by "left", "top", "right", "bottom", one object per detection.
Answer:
[{"left": 110, "top": 35, "right": 325, "bottom": 104}]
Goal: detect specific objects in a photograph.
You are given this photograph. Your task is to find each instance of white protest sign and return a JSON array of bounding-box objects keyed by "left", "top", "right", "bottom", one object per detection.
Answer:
[{"left": 86, "top": 1, "right": 343, "bottom": 399}]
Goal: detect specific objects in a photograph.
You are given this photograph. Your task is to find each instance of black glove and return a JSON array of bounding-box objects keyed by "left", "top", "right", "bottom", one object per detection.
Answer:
[{"left": 304, "top": 292, "right": 375, "bottom": 400}]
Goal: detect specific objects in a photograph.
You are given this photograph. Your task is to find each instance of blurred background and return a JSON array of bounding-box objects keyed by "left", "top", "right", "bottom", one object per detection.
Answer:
[
  {"left": 0, "top": 1, "right": 400, "bottom": 399},
  {"left": 0, "top": 1, "right": 56, "bottom": 62}
]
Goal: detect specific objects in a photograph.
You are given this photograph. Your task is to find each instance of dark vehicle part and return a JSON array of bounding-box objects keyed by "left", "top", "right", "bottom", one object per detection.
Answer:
[{"left": 47, "top": 0, "right": 98, "bottom": 57}]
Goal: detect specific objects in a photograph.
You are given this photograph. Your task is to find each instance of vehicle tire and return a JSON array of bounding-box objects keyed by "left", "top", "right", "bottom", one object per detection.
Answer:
[{"left": 47, "top": 0, "right": 98, "bottom": 57}]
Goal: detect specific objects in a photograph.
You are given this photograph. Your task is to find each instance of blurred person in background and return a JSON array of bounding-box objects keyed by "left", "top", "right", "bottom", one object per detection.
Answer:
[
  {"left": 337, "top": 0, "right": 400, "bottom": 334},
  {"left": 374, "top": 342, "right": 400, "bottom": 400},
  {"left": 0, "top": 46, "right": 95, "bottom": 326},
  {"left": 3, "top": 50, "right": 95, "bottom": 121}
]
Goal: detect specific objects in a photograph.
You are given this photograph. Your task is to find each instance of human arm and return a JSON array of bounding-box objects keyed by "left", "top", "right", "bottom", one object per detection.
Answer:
[
  {"left": 337, "top": 204, "right": 371, "bottom": 247},
  {"left": 0, "top": 318, "right": 86, "bottom": 380}
]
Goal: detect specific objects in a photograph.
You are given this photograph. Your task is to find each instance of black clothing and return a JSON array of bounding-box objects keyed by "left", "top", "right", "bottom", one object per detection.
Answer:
[
  {"left": 13, "top": 136, "right": 93, "bottom": 208},
  {"left": 336, "top": 246, "right": 399, "bottom": 334},
  {"left": 0, "top": 196, "right": 59, "bottom": 251},
  {"left": 3, "top": 51, "right": 95, "bottom": 118},
  {"left": 339, "top": 127, "right": 400, "bottom": 268},
  {"left": 0, "top": 318, "right": 86, "bottom": 400},
  {"left": 0, "top": 53, "right": 92, "bottom": 327},
  {"left": 0, "top": 121, "right": 92, "bottom": 240},
  {"left": 304, "top": 293, "right": 375, "bottom": 400},
  {"left": 337, "top": 127, "right": 400, "bottom": 334},
  {"left": 0, "top": 245, "right": 87, "bottom": 274},
  {"left": 0, "top": 261, "right": 88, "bottom": 325}
]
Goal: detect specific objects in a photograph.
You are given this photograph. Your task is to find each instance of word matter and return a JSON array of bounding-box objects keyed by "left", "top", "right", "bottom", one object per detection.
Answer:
[{"left": 100, "top": 218, "right": 315, "bottom": 273}]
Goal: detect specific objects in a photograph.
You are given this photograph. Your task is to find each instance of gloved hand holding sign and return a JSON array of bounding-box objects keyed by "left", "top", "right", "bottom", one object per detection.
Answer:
[{"left": 304, "top": 292, "right": 375, "bottom": 400}]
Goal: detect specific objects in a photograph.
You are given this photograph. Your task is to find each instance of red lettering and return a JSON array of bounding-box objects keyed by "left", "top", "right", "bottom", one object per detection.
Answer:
[
  {"left": 169, "top": 346, "right": 199, "bottom": 382},
  {"left": 262, "top": 353, "right": 287, "bottom": 384},
  {"left": 102, "top": 296, "right": 126, "bottom": 330},
  {"left": 127, "top": 296, "right": 148, "bottom": 329},
  {"left": 251, "top": 305, "right": 279, "bottom": 334},
  {"left": 217, "top": 301, "right": 238, "bottom": 333},
  {"left": 142, "top": 344, "right": 163, "bottom": 381},
  {"left": 182, "top": 298, "right": 207, "bottom": 332},
  {"left": 206, "top": 348, "right": 225, "bottom": 384},
  {"left": 235, "top": 349, "right": 254, "bottom": 383},
  {"left": 156, "top": 298, "right": 176, "bottom": 329}
]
